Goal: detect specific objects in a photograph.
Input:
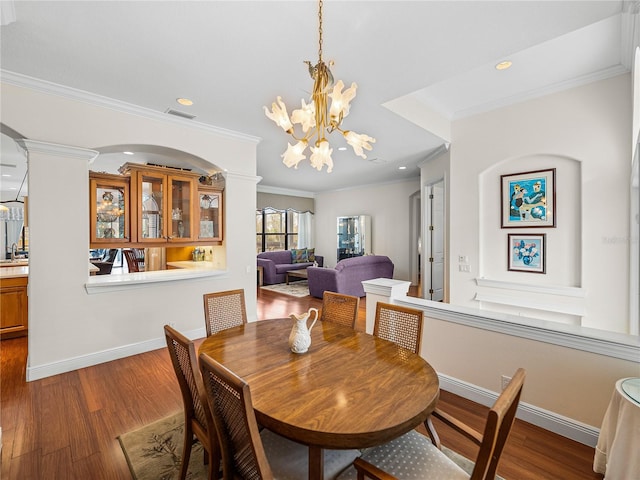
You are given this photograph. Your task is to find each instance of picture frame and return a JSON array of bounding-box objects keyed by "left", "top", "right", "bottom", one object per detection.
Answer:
[
  {"left": 500, "top": 168, "right": 555, "bottom": 228},
  {"left": 508, "top": 233, "right": 546, "bottom": 274}
]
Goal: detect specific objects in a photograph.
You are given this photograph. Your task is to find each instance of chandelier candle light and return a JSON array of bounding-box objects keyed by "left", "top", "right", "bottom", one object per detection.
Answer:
[{"left": 264, "top": 0, "right": 375, "bottom": 173}]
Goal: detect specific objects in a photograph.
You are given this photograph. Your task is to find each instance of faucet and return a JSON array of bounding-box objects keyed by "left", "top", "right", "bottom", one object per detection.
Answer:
[{"left": 10, "top": 243, "right": 18, "bottom": 262}]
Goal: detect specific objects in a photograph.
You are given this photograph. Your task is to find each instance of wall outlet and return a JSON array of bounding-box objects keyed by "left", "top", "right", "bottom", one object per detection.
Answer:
[{"left": 501, "top": 375, "right": 512, "bottom": 391}]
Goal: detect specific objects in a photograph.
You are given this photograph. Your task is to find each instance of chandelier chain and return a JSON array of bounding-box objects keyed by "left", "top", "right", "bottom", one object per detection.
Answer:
[{"left": 318, "top": 0, "right": 323, "bottom": 62}]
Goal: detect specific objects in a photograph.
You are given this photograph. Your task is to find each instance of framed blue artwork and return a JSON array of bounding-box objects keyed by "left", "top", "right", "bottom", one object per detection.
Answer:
[
  {"left": 508, "top": 233, "right": 546, "bottom": 274},
  {"left": 501, "top": 168, "right": 555, "bottom": 228}
]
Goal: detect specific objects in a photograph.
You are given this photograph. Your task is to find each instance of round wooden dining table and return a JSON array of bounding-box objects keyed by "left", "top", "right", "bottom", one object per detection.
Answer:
[{"left": 198, "top": 317, "right": 440, "bottom": 480}]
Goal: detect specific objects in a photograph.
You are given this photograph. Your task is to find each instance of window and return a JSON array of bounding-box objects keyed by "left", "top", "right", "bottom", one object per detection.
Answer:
[{"left": 256, "top": 208, "right": 303, "bottom": 252}]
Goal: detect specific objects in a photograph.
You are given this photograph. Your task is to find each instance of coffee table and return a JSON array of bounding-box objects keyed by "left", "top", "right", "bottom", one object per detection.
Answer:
[{"left": 285, "top": 268, "right": 308, "bottom": 284}]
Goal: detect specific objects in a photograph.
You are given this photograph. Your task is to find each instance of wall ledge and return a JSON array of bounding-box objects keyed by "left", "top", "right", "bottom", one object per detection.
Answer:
[
  {"left": 394, "top": 296, "right": 640, "bottom": 363},
  {"left": 85, "top": 268, "right": 228, "bottom": 294},
  {"left": 476, "top": 277, "right": 585, "bottom": 297}
]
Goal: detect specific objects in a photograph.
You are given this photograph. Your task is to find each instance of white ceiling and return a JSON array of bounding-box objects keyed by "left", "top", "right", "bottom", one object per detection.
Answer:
[{"left": 0, "top": 0, "right": 632, "bottom": 199}]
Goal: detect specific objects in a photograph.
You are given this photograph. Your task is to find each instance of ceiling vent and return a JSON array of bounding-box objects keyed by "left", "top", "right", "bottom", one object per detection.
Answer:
[{"left": 164, "top": 108, "right": 196, "bottom": 120}]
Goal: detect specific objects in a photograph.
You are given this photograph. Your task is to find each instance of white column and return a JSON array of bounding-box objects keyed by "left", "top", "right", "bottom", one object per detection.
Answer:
[
  {"left": 17, "top": 140, "right": 98, "bottom": 376},
  {"left": 362, "top": 278, "right": 411, "bottom": 334}
]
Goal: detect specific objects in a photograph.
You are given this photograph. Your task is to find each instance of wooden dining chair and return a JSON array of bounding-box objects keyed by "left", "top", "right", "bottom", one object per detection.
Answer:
[
  {"left": 202, "top": 289, "right": 247, "bottom": 337},
  {"left": 320, "top": 291, "right": 360, "bottom": 329},
  {"left": 373, "top": 302, "right": 424, "bottom": 354},
  {"left": 198, "top": 352, "right": 361, "bottom": 480},
  {"left": 164, "top": 325, "right": 220, "bottom": 480},
  {"left": 338, "top": 368, "right": 526, "bottom": 480},
  {"left": 122, "top": 249, "right": 141, "bottom": 273}
]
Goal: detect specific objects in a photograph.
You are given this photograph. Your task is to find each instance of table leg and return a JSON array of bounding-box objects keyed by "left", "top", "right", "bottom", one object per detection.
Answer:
[{"left": 308, "top": 446, "right": 324, "bottom": 480}]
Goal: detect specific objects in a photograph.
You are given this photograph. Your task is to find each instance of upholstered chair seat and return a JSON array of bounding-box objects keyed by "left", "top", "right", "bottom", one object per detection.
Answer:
[
  {"left": 337, "top": 430, "right": 468, "bottom": 480},
  {"left": 262, "top": 428, "right": 360, "bottom": 479}
]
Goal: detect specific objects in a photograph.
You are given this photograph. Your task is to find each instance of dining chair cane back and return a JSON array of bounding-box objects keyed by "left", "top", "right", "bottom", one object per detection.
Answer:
[
  {"left": 164, "top": 325, "right": 219, "bottom": 480},
  {"left": 203, "top": 289, "right": 247, "bottom": 337},
  {"left": 373, "top": 302, "right": 424, "bottom": 354},
  {"left": 339, "top": 368, "right": 527, "bottom": 480},
  {"left": 123, "top": 249, "right": 140, "bottom": 273},
  {"left": 199, "top": 353, "right": 361, "bottom": 480},
  {"left": 320, "top": 291, "right": 360, "bottom": 329}
]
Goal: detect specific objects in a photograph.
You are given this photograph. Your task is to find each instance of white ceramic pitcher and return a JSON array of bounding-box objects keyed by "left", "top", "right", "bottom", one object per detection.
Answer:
[{"left": 288, "top": 307, "right": 319, "bottom": 354}]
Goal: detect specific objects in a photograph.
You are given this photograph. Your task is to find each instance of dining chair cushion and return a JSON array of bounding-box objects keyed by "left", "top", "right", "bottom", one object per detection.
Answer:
[
  {"left": 261, "top": 428, "right": 361, "bottom": 480},
  {"left": 337, "top": 430, "right": 468, "bottom": 480}
]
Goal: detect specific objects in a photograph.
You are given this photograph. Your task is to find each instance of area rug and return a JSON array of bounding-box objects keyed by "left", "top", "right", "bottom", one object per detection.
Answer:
[
  {"left": 260, "top": 280, "right": 310, "bottom": 297},
  {"left": 118, "top": 412, "right": 206, "bottom": 480}
]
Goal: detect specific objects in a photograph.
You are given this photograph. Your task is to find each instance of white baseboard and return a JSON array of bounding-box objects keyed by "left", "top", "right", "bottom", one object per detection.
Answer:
[
  {"left": 439, "top": 373, "right": 600, "bottom": 447},
  {"left": 26, "top": 327, "right": 206, "bottom": 381},
  {"left": 25, "top": 329, "right": 599, "bottom": 447}
]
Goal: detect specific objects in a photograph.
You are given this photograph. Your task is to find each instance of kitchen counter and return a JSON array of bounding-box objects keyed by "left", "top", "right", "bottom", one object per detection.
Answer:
[
  {"left": 0, "top": 260, "right": 29, "bottom": 268},
  {"left": 0, "top": 263, "right": 100, "bottom": 279},
  {"left": 166, "top": 261, "right": 218, "bottom": 270},
  {"left": 0, "top": 266, "right": 29, "bottom": 279}
]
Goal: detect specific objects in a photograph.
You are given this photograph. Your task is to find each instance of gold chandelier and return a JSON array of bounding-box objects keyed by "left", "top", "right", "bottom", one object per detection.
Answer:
[{"left": 264, "top": 0, "right": 375, "bottom": 173}]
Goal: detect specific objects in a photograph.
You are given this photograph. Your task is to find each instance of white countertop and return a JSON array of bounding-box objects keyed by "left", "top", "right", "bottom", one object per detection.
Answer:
[
  {"left": 0, "top": 266, "right": 29, "bottom": 279},
  {"left": 85, "top": 264, "right": 227, "bottom": 294},
  {"left": 166, "top": 261, "right": 218, "bottom": 269},
  {"left": 0, "top": 262, "right": 100, "bottom": 279}
]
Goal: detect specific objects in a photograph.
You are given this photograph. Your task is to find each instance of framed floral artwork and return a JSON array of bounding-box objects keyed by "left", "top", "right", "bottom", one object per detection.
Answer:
[
  {"left": 501, "top": 168, "right": 556, "bottom": 228},
  {"left": 508, "top": 233, "right": 546, "bottom": 274}
]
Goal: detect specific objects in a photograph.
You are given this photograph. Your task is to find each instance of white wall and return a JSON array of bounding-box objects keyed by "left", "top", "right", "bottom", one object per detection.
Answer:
[
  {"left": 449, "top": 73, "right": 632, "bottom": 333},
  {"left": 1, "top": 81, "right": 259, "bottom": 378},
  {"left": 314, "top": 179, "right": 420, "bottom": 281}
]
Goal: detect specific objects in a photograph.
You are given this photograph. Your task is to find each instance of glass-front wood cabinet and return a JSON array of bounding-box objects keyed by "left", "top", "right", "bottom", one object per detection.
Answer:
[
  {"left": 90, "top": 172, "right": 130, "bottom": 245},
  {"left": 197, "top": 187, "right": 223, "bottom": 242},
  {"left": 122, "top": 163, "right": 199, "bottom": 244},
  {"left": 91, "top": 163, "right": 223, "bottom": 247}
]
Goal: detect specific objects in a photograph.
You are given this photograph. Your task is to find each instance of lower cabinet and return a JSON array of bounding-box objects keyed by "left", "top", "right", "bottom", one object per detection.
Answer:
[{"left": 0, "top": 277, "right": 28, "bottom": 338}]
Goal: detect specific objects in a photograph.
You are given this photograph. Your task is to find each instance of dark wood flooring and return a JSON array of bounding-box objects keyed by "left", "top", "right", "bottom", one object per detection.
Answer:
[{"left": 0, "top": 286, "right": 603, "bottom": 479}]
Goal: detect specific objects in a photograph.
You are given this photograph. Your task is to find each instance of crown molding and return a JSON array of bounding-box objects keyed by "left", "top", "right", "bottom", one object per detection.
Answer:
[
  {"left": 452, "top": 64, "right": 629, "bottom": 121},
  {"left": 417, "top": 143, "right": 450, "bottom": 168},
  {"left": 257, "top": 184, "right": 316, "bottom": 198},
  {"left": 1, "top": 70, "right": 261, "bottom": 144}
]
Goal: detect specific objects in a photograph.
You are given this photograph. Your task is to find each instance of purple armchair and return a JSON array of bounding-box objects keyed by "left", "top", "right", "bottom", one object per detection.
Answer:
[
  {"left": 257, "top": 250, "right": 324, "bottom": 285},
  {"left": 307, "top": 255, "right": 394, "bottom": 298}
]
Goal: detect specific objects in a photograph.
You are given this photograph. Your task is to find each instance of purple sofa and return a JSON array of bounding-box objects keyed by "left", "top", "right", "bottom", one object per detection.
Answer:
[
  {"left": 307, "top": 255, "right": 394, "bottom": 298},
  {"left": 257, "top": 250, "right": 324, "bottom": 285}
]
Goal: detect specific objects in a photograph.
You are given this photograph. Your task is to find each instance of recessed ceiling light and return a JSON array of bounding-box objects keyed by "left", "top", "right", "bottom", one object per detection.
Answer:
[
  {"left": 1, "top": 174, "right": 11, "bottom": 177},
  {"left": 398, "top": 166, "right": 407, "bottom": 170},
  {"left": 177, "top": 98, "right": 194, "bottom": 106},
  {"left": 123, "top": 151, "right": 134, "bottom": 155},
  {"left": 495, "top": 61, "right": 512, "bottom": 71},
  {"left": 338, "top": 147, "right": 347, "bottom": 151}
]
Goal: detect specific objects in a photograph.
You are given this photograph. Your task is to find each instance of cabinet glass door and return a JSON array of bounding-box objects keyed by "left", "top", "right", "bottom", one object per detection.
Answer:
[
  {"left": 198, "top": 189, "right": 222, "bottom": 241},
  {"left": 90, "top": 176, "right": 129, "bottom": 244},
  {"left": 168, "top": 176, "right": 195, "bottom": 241},
  {"left": 140, "top": 173, "right": 165, "bottom": 241}
]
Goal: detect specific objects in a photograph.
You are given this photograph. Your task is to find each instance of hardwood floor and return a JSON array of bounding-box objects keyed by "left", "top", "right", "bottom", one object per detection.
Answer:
[{"left": 0, "top": 287, "right": 603, "bottom": 479}]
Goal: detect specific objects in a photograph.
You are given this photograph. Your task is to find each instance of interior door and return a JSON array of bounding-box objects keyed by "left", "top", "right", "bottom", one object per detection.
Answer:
[{"left": 426, "top": 181, "right": 444, "bottom": 301}]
